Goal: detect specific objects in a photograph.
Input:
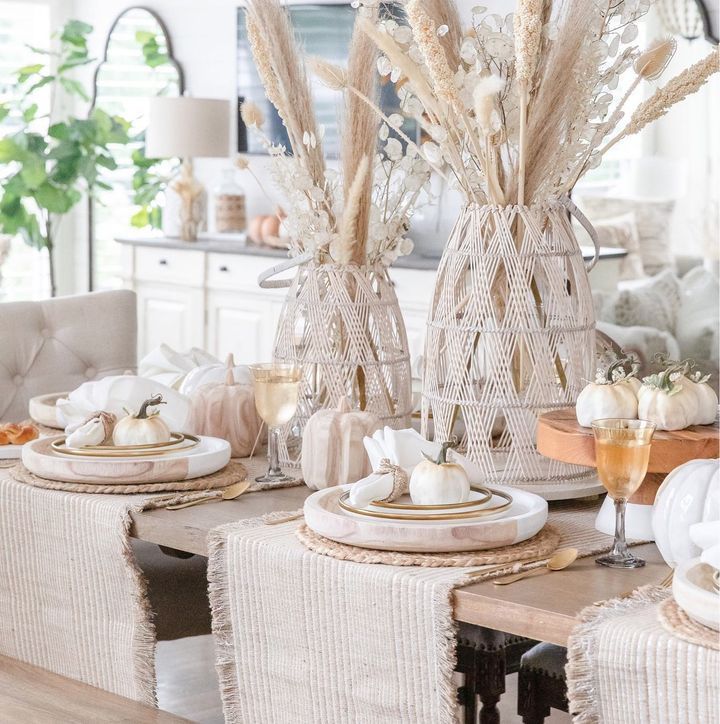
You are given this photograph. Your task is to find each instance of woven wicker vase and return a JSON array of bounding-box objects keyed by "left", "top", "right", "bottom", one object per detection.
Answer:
[
  {"left": 421, "top": 202, "right": 596, "bottom": 495},
  {"left": 273, "top": 262, "right": 412, "bottom": 467}
]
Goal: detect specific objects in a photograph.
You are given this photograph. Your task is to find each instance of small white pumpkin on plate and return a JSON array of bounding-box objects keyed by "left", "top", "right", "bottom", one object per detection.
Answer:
[
  {"left": 113, "top": 394, "right": 171, "bottom": 446},
  {"left": 575, "top": 355, "right": 639, "bottom": 428},
  {"left": 409, "top": 441, "right": 470, "bottom": 505}
]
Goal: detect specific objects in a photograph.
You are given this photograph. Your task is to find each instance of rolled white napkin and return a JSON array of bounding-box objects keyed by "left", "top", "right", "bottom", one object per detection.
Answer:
[
  {"left": 139, "top": 344, "right": 220, "bottom": 390},
  {"left": 57, "top": 376, "right": 191, "bottom": 434},
  {"left": 689, "top": 520, "right": 720, "bottom": 571},
  {"left": 348, "top": 427, "right": 485, "bottom": 508}
]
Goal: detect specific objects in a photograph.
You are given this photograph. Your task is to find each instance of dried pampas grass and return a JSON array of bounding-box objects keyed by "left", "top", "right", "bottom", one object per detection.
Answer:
[
  {"left": 603, "top": 47, "right": 719, "bottom": 154},
  {"left": 421, "top": 0, "right": 463, "bottom": 72},
  {"left": 244, "top": 0, "right": 326, "bottom": 189},
  {"left": 337, "top": 155, "right": 370, "bottom": 264},
  {"left": 342, "top": 18, "right": 377, "bottom": 260},
  {"left": 406, "top": 0, "right": 462, "bottom": 114}
]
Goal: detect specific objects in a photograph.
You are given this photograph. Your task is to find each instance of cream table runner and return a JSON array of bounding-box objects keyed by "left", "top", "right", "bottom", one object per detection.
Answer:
[
  {"left": 567, "top": 586, "right": 720, "bottom": 724},
  {"left": 0, "top": 455, "right": 291, "bottom": 705},
  {"left": 208, "top": 499, "right": 625, "bottom": 724},
  {"left": 0, "top": 469, "right": 156, "bottom": 704}
]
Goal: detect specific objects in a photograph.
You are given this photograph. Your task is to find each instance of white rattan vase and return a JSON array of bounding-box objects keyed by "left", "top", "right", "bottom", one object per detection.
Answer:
[
  {"left": 273, "top": 262, "right": 412, "bottom": 467},
  {"left": 421, "top": 201, "right": 598, "bottom": 496}
]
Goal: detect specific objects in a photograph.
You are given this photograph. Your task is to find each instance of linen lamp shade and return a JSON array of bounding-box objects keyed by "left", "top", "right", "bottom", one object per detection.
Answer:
[{"left": 146, "top": 96, "right": 230, "bottom": 159}]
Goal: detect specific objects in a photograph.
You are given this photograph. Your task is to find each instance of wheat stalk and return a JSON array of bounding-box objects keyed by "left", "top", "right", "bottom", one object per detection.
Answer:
[{"left": 600, "top": 47, "right": 719, "bottom": 156}]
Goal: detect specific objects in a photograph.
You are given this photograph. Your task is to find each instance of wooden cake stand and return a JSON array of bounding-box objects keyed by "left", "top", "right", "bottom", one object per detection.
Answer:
[{"left": 537, "top": 408, "right": 720, "bottom": 538}]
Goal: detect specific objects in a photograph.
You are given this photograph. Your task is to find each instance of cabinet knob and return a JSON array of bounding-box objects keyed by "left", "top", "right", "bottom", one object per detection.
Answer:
[
  {"left": 219, "top": 265, "right": 229, "bottom": 272},
  {"left": 158, "top": 258, "right": 168, "bottom": 266}
]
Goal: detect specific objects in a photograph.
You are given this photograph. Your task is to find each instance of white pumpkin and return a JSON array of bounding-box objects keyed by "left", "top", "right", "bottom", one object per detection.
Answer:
[
  {"left": 409, "top": 441, "right": 470, "bottom": 505},
  {"left": 179, "top": 356, "right": 253, "bottom": 397},
  {"left": 576, "top": 357, "right": 640, "bottom": 427},
  {"left": 301, "top": 398, "right": 381, "bottom": 491},
  {"left": 188, "top": 355, "right": 262, "bottom": 457},
  {"left": 652, "top": 458, "right": 720, "bottom": 568},
  {"left": 683, "top": 372, "right": 718, "bottom": 425},
  {"left": 638, "top": 368, "right": 698, "bottom": 431},
  {"left": 113, "top": 394, "right": 172, "bottom": 445}
]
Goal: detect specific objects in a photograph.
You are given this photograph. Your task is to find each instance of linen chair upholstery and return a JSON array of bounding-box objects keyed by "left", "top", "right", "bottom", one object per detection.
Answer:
[{"left": 0, "top": 290, "right": 137, "bottom": 422}]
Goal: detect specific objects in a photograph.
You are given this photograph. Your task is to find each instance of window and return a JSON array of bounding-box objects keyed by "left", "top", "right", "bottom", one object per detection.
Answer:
[{"left": 0, "top": 1, "right": 50, "bottom": 301}]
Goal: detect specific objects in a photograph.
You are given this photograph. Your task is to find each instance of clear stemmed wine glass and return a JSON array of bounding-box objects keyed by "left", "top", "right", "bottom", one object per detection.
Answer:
[
  {"left": 591, "top": 418, "right": 656, "bottom": 569},
  {"left": 249, "top": 363, "right": 301, "bottom": 484}
]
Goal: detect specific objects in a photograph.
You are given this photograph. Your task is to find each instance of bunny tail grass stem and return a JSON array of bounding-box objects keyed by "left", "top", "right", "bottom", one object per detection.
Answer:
[{"left": 517, "top": 85, "right": 528, "bottom": 205}]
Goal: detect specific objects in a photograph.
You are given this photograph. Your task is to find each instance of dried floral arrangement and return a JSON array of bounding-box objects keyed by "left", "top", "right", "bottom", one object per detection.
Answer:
[
  {"left": 341, "top": 0, "right": 720, "bottom": 207},
  {"left": 239, "top": 0, "right": 431, "bottom": 267}
]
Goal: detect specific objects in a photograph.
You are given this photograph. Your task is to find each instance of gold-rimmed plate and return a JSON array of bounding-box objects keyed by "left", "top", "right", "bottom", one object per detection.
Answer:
[
  {"left": 51, "top": 433, "right": 200, "bottom": 458},
  {"left": 338, "top": 489, "right": 513, "bottom": 521},
  {"left": 371, "top": 486, "right": 493, "bottom": 511}
]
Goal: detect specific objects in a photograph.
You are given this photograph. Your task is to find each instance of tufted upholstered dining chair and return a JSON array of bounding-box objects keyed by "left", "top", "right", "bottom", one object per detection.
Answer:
[
  {"left": 0, "top": 290, "right": 211, "bottom": 640},
  {"left": 0, "top": 290, "right": 137, "bottom": 422}
]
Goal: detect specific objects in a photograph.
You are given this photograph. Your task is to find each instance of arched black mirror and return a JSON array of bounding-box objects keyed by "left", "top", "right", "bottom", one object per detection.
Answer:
[{"left": 89, "top": 7, "right": 183, "bottom": 291}]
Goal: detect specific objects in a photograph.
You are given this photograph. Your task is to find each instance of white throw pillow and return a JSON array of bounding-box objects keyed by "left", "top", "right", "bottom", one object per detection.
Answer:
[
  {"left": 676, "top": 267, "right": 719, "bottom": 362},
  {"left": 573, "top": 211, "right": 645, "bottom": 281},
  {"left": 598, "top": 269, "right": 681, "bottom": 335},
  {"left": 597, "top": 321, "right": 681, "bottom": 368},
  {"left": 577, "top": 196, "right": 675, "bottom": 275}
]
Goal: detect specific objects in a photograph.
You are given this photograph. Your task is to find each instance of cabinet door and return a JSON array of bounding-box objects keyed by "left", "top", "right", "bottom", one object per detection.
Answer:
[
  {"left": 207, "top": 290, "right": 276, "bottom": 364},
  {"left": 135, "top": 283, "right": 205, "bottom": 357}
]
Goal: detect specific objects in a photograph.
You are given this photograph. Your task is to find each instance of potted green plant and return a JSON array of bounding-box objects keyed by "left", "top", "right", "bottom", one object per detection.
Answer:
[{"left": 0, "top": 20, "right": 130, "bottom": 296}]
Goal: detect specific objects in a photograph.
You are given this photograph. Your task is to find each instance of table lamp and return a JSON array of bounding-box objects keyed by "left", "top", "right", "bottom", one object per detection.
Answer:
[{"left": 146, "top": 95, "right": 230, "bottom": 241}]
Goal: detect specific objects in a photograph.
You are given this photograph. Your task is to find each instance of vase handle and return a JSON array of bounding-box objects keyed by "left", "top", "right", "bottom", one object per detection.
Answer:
[
  {"left": 563, "top": 197, "right": 600, "bottom": 273},
  {"left": 258, "top": 250, "right": 313, "bottom": 289}
]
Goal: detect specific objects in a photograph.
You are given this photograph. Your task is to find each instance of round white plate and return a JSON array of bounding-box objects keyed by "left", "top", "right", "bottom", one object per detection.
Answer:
[
  {"left": 304, "top": 484, "right": 548, "bottom": 552},
  {"left": 28, "top": 392, "right": 67, "bottom": 429},
  {"left": 0, "top": 444, "right": 23, "bottom": 460},
  {"left": 22, "top": 435, "right": 231, "bottom": 485},
  {"left": 673, "top": 558, "right": 720, "bottom": 631}
]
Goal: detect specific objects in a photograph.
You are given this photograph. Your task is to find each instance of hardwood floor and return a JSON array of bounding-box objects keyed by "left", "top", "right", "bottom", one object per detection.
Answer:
[{"left": 156, "top": 636, "right": 571, "bottom": 723}]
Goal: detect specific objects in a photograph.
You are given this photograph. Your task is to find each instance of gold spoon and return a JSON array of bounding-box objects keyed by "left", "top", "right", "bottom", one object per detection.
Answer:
[
  {"left": 166, "top": 480, "right": 250, "bottom": 510},
  {"left": 492, "top": 548, "right": 579, "bottom": 586}
]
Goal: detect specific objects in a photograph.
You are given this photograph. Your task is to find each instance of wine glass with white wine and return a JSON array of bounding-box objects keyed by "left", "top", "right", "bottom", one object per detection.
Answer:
[
  {"left": 250, "top": 363, "right": 301, "bottom": 483},
  {"left": 592, "top": 418, "right": 656, "bottom": 569}
]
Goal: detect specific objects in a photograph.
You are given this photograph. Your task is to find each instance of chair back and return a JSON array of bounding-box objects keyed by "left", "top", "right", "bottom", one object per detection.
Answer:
[{"left": 0, "top": 290, "right": 137, "bottom": 422}]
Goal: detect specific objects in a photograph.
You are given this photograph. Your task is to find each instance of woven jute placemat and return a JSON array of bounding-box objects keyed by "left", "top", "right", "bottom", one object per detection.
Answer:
[
  {"left": 657, "top": 596, "right": 720, "bottom": 650},
  {"left": 296, "top": 522, "right": 561, "bottom": 568},
  {"left": 9, "top": 460, "right": 247, "bottom": 495}
]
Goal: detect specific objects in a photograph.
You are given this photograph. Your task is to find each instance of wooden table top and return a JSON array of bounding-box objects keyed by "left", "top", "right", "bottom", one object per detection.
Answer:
[
  {"left": 0, "top": 654, "right": 189, "bottom": 723},
  {"left": 130, "top": 485, "right": 669, "bottom": 646}
]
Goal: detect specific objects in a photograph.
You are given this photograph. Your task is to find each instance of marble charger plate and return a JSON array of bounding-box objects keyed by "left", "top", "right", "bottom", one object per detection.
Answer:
[
  {"left": 304, "top": 484, "right": 548, "bottom": 553},
  {"left": 22, "top": 435, "right": 231, "bottom": 485},
  {"left": 672, "top": 558, "right": 720, "bottom": 631}
]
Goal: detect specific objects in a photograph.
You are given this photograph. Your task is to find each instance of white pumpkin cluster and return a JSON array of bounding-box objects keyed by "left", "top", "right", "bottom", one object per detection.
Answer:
[{"left": 576, "top": 356, "right": 718, "bottom": 431}]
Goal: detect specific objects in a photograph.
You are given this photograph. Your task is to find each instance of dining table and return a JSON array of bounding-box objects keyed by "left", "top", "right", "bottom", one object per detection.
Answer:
[{"left": 129, "top": 486, "right": 669, "bottom": 647}]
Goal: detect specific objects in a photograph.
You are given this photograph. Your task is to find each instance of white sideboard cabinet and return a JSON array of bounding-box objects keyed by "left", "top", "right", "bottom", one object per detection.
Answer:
[{"left": 118, "top": 237, "right": 623, "bottom": 365}]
